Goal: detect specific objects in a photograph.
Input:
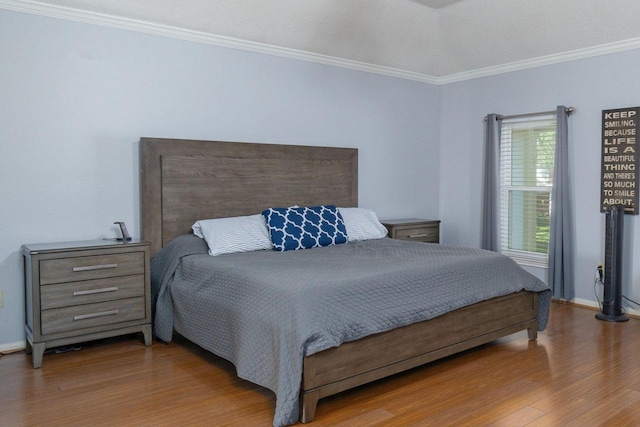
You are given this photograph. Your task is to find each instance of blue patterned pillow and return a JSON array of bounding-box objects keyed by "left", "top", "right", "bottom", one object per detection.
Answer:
[{"left": 262, "top": 205, "right": 348, "bottom": 251}]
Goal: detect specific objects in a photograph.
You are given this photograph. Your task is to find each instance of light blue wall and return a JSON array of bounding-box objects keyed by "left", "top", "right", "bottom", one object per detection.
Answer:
[
  {"left": 0, "top": 9, "right": 440, "bottom": 348},
  {"left": 3, "top": 7, "right": 639, "bottom": 349},
  {"left": 439, "top": 50, "right": 640, "bottom": 308}
]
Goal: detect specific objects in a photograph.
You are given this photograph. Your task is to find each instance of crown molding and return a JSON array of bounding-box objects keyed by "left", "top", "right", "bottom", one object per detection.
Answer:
[
  {"left": 3, "top": 0, "right": 640, "bottom": 86},
  {"left": 0, "top": 0, "right": 440, "bottom": 84},
  {"left": 438, "top": 37, "right": 640, "bottom": 84}
]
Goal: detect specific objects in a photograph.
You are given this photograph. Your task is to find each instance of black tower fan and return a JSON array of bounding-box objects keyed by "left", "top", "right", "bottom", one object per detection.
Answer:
[{"left": 596, "top": 205, "right": 629, "bottom": 322}]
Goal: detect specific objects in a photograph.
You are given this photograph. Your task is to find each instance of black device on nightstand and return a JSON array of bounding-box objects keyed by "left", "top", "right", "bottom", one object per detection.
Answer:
[{"left": 114, "top": 221, "right": 132, "bottom": 241}]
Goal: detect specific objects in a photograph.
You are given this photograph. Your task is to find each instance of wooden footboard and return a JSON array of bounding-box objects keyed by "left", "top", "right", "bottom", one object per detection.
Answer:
[{"left": 300, "top": 291, "right": 538, "bottom": 423}]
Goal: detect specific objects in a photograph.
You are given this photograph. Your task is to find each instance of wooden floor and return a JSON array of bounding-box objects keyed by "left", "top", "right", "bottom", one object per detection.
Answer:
[{"left": 2, "top": 303, "right": 640, "bottom": 426}]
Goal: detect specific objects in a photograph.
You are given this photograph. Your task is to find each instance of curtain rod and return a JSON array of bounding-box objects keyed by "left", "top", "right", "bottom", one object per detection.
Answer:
[{"left": 485, "top": 107, "right": 575, "bottom": 122}]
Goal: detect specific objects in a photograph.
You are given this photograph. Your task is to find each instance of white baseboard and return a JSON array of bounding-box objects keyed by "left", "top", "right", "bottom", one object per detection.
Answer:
[
  {"left": 572, "top": 297, "right": 640, "bottom": 318},
  {"left": 0, "top": 340, "right": 26, "bottom": 354}
]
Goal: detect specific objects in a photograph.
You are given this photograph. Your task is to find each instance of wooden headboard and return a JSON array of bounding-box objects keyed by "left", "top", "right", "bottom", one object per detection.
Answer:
[{"left": 140, "top": 138, "right": 358, "bottom": 255}]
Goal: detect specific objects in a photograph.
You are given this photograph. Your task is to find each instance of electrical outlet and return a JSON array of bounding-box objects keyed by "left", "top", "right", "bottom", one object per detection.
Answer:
[{"left": 597, "top": 263, "right": 604, "bottom": 282}]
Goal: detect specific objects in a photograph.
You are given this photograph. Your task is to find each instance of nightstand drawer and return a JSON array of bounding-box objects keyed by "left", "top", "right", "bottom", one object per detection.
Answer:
[
  {"left": 40, "top": 252, "right": 145, "bottom": 285},
  {"left": 394, "top": 226, "right": 439, "bottom": 242},
  {"left": 40, "top": 275, "right": 145, "bottom": 310},
  {"left": 381, "top": 219, "right": 440, "bottom": 244},
  {"left": 41, "top": 297, "right": 146, "bottom": 335}
]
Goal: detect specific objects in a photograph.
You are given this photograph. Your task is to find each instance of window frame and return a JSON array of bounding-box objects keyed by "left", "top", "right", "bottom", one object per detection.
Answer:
[{"left": 499, "top": 114, "right": 556, "bottom": 268}]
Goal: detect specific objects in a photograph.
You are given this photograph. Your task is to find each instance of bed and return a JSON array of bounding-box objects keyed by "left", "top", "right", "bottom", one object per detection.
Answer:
[{"left": 140, "top": 137, "right": 551, "bottom": 426}]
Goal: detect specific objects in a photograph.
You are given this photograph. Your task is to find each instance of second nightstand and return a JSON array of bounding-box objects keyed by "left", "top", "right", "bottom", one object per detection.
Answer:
[
  {"left": 23, "top": 239, "right": 152, "bottom": 368},
  {"left": 381, "top": 218, "right": 441, "bottom": 244}
]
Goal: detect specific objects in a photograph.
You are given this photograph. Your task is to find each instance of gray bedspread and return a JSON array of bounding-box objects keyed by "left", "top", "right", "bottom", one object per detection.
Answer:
[{"left": 151, "top": 235, "right": 551, "bottom": 427}]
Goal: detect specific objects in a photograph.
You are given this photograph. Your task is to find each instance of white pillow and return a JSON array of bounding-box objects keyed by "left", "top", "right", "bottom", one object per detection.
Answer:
[
  {"left": 192, "top": 214, "right": 272, "bottom": 256},
  {"left": 338, "top": 207, "right": 388, "bottom": 241}
]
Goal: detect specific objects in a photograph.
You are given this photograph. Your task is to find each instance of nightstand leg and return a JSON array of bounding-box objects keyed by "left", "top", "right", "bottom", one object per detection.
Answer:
[
  {"left": 32, "top": 342, "right": 45, "bottom": 369},
  {"left": 141, "top": 324, "right": 152, "bottom": 346},
  {"left": 527, "top": 326, "right": 538, "bottom": 341}
]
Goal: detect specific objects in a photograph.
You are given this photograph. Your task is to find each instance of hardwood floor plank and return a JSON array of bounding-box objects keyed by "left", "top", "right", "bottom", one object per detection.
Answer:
[
  {"left": 2, "top": 303, "right": 640, "bottom": 426},
  {"left": 485, "top": 406, "right": 547, "bottom": 426}
]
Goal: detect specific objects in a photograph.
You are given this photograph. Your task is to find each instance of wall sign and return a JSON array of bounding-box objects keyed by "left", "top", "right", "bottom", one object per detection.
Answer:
[{"left": 601, "top": 106, "right": 639, "bottom": 214}]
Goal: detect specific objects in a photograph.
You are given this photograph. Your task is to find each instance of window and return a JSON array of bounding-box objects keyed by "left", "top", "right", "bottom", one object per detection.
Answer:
[{"left": 499, "top": 114, "right": 556, "bottom": 267}]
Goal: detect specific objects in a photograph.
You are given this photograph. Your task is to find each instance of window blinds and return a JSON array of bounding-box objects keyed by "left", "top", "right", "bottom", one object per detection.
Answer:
[{"left": 499, "top": 114, "right": 556, "bottom": 267}]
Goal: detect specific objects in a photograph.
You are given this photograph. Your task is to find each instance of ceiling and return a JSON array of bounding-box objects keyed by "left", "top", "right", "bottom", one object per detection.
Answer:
[{"left": 5, "top": 0, "right": 640, "bottom": 82}]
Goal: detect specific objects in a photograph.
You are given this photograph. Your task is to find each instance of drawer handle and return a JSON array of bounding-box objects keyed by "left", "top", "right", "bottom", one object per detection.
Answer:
[
  {"left": 72, "top": 263, "right": 118, "bottom": 272},
  {"left": 73, "top": 287, "right": 119, "bottom": 296},
  {"left": 408, "top": 233, "right": 430, "bottom": 239},
  {"left": 73, "top": 310, "right": 119, "bottom": 321}
]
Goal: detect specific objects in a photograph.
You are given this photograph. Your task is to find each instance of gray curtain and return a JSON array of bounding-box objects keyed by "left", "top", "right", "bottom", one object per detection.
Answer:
[
  {"left": 481, "top": 113, "right": 502, "bottom": 251},
  {"left": 548, "top": 106, "right": 574, "bottom": 300}
]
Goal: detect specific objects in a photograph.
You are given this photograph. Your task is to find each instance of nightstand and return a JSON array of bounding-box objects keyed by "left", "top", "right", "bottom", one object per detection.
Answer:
[
  {"left": 22, "top": 239, "right": 152, "bottom": 368},
  {"left": 381, "top": 218, "right": 441, "bottom": 243}
]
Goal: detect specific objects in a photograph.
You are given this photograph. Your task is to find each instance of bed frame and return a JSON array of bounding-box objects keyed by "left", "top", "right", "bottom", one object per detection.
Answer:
[{"left": 139, "top": 137, "right": 539, "bottom": 423}]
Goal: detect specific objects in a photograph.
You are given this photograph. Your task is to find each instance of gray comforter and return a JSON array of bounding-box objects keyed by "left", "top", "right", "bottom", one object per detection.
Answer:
[{"left": 151, "top": 235, "right": 551, "bottom": 427}]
